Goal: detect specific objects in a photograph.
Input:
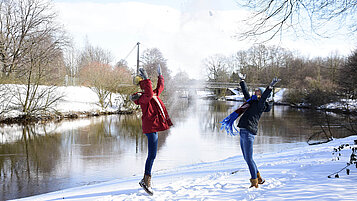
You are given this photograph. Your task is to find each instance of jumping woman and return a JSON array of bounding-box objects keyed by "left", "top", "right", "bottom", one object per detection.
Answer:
[
  {"left": 130, "top": 64, "right": 173, "bottom": 196},
  {"left": 221, "top": 73, "right": 280, "bottom": 188}
]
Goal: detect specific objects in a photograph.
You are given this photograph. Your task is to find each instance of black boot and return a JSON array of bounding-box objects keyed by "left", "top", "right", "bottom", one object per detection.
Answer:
[{"left": 139, "top": 174, "right": 153, "bottom": 196}]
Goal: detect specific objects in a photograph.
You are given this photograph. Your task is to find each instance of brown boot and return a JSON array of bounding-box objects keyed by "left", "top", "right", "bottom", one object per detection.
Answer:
[
  {"left": 139, "top": 174, "right": 153, "bottom": 195},
  {"left": 257, "top": 172, "right": 265, "bottom": 184},
  {"left": 250, "top": 178, "right": 258, "bottom": 188}
]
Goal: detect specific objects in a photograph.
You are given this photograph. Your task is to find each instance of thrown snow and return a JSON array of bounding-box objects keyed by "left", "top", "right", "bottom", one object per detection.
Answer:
[{"left": 18, "top": 136, "right": 357, "bottom": 201}]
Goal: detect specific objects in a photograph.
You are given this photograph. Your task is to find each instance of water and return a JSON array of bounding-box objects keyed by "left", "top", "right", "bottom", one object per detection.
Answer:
[{"left": 0, "top": 99, "right": 353, "bottom": 200}]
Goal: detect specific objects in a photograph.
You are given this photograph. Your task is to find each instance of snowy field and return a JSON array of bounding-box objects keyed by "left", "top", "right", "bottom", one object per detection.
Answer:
[
  {"left": 17, "top": 135, "right": 357, "bottom": 201},
  {"left": 0, "top": 85, "right": 124, "bottom": 119}
]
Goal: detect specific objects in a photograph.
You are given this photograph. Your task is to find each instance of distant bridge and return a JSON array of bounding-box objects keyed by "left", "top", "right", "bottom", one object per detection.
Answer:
[{"left": 176, "top": 81, "right": 267, "bottom": 90}]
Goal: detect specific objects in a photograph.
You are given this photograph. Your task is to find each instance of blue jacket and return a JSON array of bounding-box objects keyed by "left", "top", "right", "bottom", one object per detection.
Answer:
[{"left": 238, "top": 81, "right": 272, "bottom": 135}]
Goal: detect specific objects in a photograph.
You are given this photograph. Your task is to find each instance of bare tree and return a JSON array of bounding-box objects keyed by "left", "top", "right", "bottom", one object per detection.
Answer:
[
  {"left": 63, "top": 43, "right": 80, "bottom": 86},
  {"left": 115, "top": 59, "right": 129, "bottom": 69},
  {"left": 324, "top": 52, "right": 345, "bottom": 86},
  {"left": 141, "top": 48, "right": 171, "bottom": 81},
  {"left": 78, "top": 39, "right": 113, "bottom": 70},
  {"left": 339, "top": 49, "right": 357, "bottom": 99},
  {"left": 79, "top": 61, "right": 133, "bottom": 110},
  {"left": 0, "top": 85, "right": 12, "bottom": 115},
  {"left": 79, "top": 62, "right": 113, "bottom": 109},
  {"left": 236, "top": 0, "right": 357, "bottom": 42},
  {"left": 234, "top": 45, "right": 290, "bottom": 84},
  {"left": 0, "top": 0, "right": 67, "bottom": 115},
  {"left": 11, "top": 34, "right": 66, "bottom": 114},
  {"left": 111, "top": 64, "right": 136, "bottom": 110},
  {"left": 0, "top": 0, "right": 66, "bottom": 77},
  {"left": 204, "top": 54, "right": 230, "bottom": 82},
  {"left": 140, "top": 48, "right": 174, "bottom": 100}
]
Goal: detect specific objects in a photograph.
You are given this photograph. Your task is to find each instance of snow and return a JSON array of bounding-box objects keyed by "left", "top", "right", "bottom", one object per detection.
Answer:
[
  {"left": 322, "top": 99, "right": 357, "bottom": 111},
  {"left": 54, "top": 85, "right": 125, "bottom": 113},
  {"left": 225, "top": 88, "right": 287, "bottom": 103},
  {"left": 0, "top": 84, "right": 124, "bottom": 120},
  {"left": 226, "top": 88, "right": 244, "bottom": 101},
  {"left": 17, "top": 135, "right": 357, "bottom": 201}
]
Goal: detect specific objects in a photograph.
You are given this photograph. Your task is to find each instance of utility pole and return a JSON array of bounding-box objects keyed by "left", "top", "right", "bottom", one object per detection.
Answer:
[{"left": 136, "top": 42, "right": 140, "bottom": 74}]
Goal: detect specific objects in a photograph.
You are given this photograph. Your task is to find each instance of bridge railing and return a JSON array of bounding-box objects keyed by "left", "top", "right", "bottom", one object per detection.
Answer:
[{"left": 175, "top": 81, "right": 267, "bottom": 90}]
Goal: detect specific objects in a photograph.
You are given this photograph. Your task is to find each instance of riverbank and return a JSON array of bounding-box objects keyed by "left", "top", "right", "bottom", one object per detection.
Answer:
[
  {"left": 0, "top": 85, "right": 135, "bottom": 124},
  {"left": 1, "top": 85, "right": 356, "bottom": 125},
  {"left": 225, "top": 88, "right": 357, "bottom": 115},
  {"left": 18, "top": 135, "right": 357, "bottom": 201}
]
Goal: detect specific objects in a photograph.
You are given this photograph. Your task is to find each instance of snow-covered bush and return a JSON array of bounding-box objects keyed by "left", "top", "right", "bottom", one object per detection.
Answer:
[{"left": 8, "top": 84, "right": 64, "bottom": 115}]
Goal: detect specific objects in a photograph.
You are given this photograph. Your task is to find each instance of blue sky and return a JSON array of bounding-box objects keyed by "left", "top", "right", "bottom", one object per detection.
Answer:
[{"left": 53, "top": 0, "right": 356, "bottom": 79}]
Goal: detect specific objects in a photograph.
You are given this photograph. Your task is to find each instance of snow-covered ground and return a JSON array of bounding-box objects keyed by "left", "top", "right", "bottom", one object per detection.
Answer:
[
  {"left": 0, "top": 85, "right": 124, "bottom": 119},
  {"left": 322, "top": 99, "right": 357, "bottom": 111},
  {"left": 225, "top": 88, "right": 286, "bottom": 103},
  {"left": 226, "top": 87, "right": 357, "bottom": 112},
  {"left": 17, "top": 135, "right": 357, "bottom": 201}
]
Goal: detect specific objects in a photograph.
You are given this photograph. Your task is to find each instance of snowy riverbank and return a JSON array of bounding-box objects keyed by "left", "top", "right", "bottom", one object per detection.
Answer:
[
  {"left": 1, "top": 85, "right": 356, "bottom": 124},
  {"left": 0, "top": 85, "right": 130, "bottom": 123},
  {"left": 226, "top": 88, "right": 357, "bottom": 114},
  {"left": 17, "top": 135, "right": 357, "bottom": 201}
]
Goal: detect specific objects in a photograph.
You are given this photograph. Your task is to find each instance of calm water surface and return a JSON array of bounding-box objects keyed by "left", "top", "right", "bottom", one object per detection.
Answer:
[{"left": 0, "top": 98, "right": 353, "bottom": 200}]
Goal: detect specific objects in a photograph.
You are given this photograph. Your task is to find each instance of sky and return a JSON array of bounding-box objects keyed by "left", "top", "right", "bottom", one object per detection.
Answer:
[{"left": 53, "top": 0, "right": 356, "bottom": 79}]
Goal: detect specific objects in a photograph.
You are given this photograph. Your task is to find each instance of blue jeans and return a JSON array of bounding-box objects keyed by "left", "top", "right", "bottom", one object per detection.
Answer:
[
  {"left": 239, "top": 128, "right": 258, "bottom": 179},
  {"left": 144, "top": 132, "right": 158, "bottom": 176}
]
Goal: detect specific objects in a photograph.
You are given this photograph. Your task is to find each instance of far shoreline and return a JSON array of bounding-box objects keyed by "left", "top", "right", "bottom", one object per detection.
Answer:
[{"left": 0, "top": 100, "right": 355, "bottom": 126}]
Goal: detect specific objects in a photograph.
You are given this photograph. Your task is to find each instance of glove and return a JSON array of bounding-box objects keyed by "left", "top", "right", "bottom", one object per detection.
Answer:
[
  {"left": 130, "top": 93, "right": 142, "bottom": 101},
  {"left": 269, "top": 77, "right": 281, "bottom": 87},
  {"left": 157, "top": 64, "right": 162, "bottom": 76},
  {"left": 138, "top": 68, "right": 148, "bottom": 80},
  {"left": 220, "top": 111, "right": 239, "bottom": 136},
  {"left": 238, "top": 73, "right": 246, "bottom": 81}
]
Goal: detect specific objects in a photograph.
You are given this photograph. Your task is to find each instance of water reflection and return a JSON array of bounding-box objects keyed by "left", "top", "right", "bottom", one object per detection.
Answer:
[
  {"left": 0, "top": 125, "right": 62, "bottom": 200},
  {"left": 0, "top": 99, "right": 355, "bottom": 200}
]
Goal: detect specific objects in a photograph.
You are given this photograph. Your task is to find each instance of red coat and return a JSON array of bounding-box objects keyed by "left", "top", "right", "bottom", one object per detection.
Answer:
[{"left": 134, "top": 75, "right": 173, "bottom": 134}]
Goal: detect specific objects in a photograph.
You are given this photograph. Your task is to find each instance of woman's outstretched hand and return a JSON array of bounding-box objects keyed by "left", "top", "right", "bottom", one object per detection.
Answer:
[
  {"left": 139, "top": 68, "right": 149, "bottom": 80},
  {"left": 238, "top": 73, "right": 246, "bottom": 81},
  {"left": 157, "top": 64, "right": 162, "bottom": 76},
  {"left": 269, "top": 77, "right": 281, "bottom": 87}
]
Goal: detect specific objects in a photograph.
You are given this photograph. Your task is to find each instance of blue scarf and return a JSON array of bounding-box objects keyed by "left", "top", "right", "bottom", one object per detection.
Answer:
[{"left": 220, "top": 95, "right": 257, "bottom": 136}]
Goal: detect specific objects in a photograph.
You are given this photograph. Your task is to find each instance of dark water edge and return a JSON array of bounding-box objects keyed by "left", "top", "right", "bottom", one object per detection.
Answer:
[{"left": 0, "top": 110, "right": 133, "bottom": 125}]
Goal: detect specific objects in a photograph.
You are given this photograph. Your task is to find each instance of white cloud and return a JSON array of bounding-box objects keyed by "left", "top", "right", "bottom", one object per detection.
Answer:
[
  {"left": 55, "top": 1, "right": 251, "bottom": 79},
  {"left": 54, "top": 1, "right": 356, "bottom": 79}
]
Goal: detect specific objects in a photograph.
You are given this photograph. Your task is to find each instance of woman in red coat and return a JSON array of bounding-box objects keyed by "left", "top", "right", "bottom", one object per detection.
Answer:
[{"left": 130, "top": 65, "right": 172, "bottom": 196}]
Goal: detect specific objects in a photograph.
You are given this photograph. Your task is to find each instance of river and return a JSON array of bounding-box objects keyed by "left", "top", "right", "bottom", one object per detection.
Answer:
[{"left": 0, "top": 98, "right": 353, "bottom": 200}]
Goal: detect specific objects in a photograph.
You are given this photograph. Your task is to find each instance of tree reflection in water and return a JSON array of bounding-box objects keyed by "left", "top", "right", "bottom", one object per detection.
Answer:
[{"left": 0, "top": 124, "right": 62, "bottom": 200}]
